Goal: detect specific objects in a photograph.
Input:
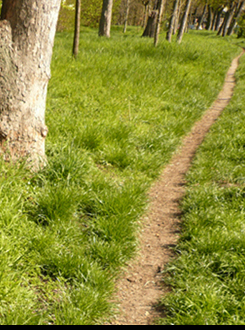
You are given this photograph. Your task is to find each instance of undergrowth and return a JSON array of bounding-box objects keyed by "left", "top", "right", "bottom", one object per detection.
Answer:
[
  {"left": 157, "top": 49, "right": 245, "bottom": 325},
  {"left": 0, "top": 28, "right": 242, "bottom": 324}
]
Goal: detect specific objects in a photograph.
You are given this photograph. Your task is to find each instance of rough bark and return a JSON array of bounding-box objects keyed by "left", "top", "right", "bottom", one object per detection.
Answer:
[
  {"left": 177, "top": 0, "right": 192, "bottom": 44},
  {"left": 73, "top": 0, "right": 81, "bottom": 58},
  {"left": 167, "top": 0, "right": 180, "bottom": 42},
  {"left": 0, "top": 0, "right": 61, "bottom": 167},
  {"left": 99, "top": 0, "right": 113, "bottom": 37}
]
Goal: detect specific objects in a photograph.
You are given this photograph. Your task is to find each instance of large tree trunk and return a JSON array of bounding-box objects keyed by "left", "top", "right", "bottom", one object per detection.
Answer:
[
  {"left": 154, "top": 0, "right": 166, "bottom": 46},
  {"left": 73, "top": 0, "right": 81, "bottom": 58},
  {"left": 99, "top": 0, "right": 113, "bottom": 37},
  {"left": 177, "top": 0, "right": 192, "bottom": 44},
  {"left": 167, "top": 0, "right": 180, "bottom": 42},
  {"left": 0, "top": 0, "right": 61, "bottom": 167}
]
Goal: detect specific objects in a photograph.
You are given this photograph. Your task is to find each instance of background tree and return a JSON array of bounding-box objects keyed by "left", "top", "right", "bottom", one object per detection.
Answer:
[
  {"left": 0, "top": 0, "right": 61, "bottom": 166},
  {"left": 99, "top": 0, "right": 114, "bottom": 37},
  {"left": 73, "top": 0, "right": 81, "bottom": 58},
  {"left": 227, "top": 0, "right": 245, "bottom": 35},
  {"left": 142, "top": 0, "right": 161, "bottom": 37},
  {"left": 167, "top": 0, "right": 180, "bottom": 42},
  {"left": 177, "top": 0, "right": 192, "bottom": 43},
  {"left": 154, "top": 0, "right": 166, "bottom": 46},
  {"left": 123, "top": 0, "right": 131, "bottom": 32}
]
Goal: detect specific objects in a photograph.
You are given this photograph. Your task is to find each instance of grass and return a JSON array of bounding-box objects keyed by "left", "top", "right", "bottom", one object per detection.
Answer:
[
  {"left": 157, "top": 48, "right": 245, "bottom": 325},
  {"left": 0, "top": 27, "right": 243, "bottom": 324}
]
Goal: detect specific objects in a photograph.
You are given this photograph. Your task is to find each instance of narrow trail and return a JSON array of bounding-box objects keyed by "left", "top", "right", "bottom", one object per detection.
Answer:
[{"left": 111, "top": 50, "right": 245, "bottom": 325}]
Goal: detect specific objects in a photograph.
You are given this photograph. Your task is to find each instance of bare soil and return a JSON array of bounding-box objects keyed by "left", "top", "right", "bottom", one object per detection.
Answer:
[{"left": 110, "top": 50, "right": 245, "bottom": 325}]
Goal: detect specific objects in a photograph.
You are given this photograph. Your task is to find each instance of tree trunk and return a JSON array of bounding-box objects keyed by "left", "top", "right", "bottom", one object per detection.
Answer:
[
  {"left": 211, "top": 10, "right": 218, "bottom": 31},
  {"left": 99, "top": 0, "right": 113, "bottom": 37},
  {"left": 197, "top": 3, "right": 207, "bottom": 30},
  {"left": 173, "top": 0, "right": 181, "bottom": 35},
  {"left": 0, "top": 0, "right": 61, "bottom": 167},
  {"left": 227, "top": 1, "right": 245, "bottom": 36},
  {"left": 167, "top": 0, "right": 180, "bottom": 42},
  {"left": 222, "top": 3, "right": 237, "bottom": 37},
  {"left": 142, "top": 0, "right": 159, "bottom": 38},
  {"left": 154, "top": 0, "right": 166, "bottom": 46},
  {"left": 206, "top": 5, "right": 213, "bottom": 30},
  {"left": 73, "top": 0, "right": 81, "bottom": 58},
  {"left": 123, "top": 0, "right": 131, "bottom": 33},
  {"left": 177, "top": 0, "right": 192, "bottom": 44},
  {"left": 215, "top": 8, "right": 224, "bottom": 31}
]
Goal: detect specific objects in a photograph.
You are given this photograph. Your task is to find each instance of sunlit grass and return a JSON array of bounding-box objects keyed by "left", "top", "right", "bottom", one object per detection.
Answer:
[{"left": 157, "top": 53, "right": 245, "bottom": 325}]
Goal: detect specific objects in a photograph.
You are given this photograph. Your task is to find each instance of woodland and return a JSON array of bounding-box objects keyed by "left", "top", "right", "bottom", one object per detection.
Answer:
[{"left": 0, "top": 0, "right": 245, "bottom": 326}]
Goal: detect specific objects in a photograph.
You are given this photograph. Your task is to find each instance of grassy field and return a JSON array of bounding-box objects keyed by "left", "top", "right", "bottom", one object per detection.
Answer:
[
  {"left": 0, "top": 28, "right": 243, "bottom": 324},
  {"left": 157, "top": 52, "right": 245, "bottom": 325}
]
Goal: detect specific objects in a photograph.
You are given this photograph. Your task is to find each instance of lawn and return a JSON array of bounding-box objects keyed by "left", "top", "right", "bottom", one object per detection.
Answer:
[
  {"left": 0, "top": 27, "right": 242, "bottom": 324},
  {"left": 157, "top": 49, "right": 245, "bottom": 325}
]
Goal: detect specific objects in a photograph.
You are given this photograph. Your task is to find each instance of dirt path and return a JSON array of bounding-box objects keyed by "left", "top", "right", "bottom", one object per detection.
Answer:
[{"left": 111, "top": 50, "right": 244, "bottom": 325}]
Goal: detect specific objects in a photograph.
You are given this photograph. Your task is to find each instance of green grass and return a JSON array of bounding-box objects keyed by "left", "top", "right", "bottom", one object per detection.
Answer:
[
  {"left": 0, "top": 28, "right": 243, "bottom": 324},
  {"left": 157, "top": 49, "right": 245, "bottom": 325}
]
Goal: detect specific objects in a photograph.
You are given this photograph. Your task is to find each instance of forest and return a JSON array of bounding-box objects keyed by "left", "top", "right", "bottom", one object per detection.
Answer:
[{"left": 0, "top": 0, "right": 245, "bottom": 326}]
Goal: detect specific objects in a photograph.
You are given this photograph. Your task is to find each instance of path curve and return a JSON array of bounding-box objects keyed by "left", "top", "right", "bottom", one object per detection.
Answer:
[{"left": 111, "top": 50, "right": 245, "bottom": 325}]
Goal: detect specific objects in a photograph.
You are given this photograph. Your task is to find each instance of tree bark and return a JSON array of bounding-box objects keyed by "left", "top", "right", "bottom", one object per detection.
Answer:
[
  {"left": 123, "top": 0, "right": 131, "bottom": 33},
  {"left": 73, "top": 0, "right": 81, "bottom": 58},
  {"left": 154, "top": 0, "right": 166, "bottom": 46},
  {"left": 177, "top": 0, "right": 192, "bottom": 44},
  {"left": 167, "top": 0, "right": 180, "bottom": 42},
  {"left": 0, "top": 0, "right": 61, "bottom": 166},
  {"left": 99, "top": 0, "right": 113, "bottom": 37}
]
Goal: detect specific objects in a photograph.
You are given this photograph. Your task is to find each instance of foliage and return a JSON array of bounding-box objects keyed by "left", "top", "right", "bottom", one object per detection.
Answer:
[
  {"left": 157, "top": 53, "right": 245, "bottom": 325},
  {"left": 0, "top": 28, "right": 241, "bottom": 324}
]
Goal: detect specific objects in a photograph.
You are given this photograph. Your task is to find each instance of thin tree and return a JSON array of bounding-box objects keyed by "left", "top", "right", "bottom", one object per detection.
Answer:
[
  {"left": 167, "top": 0, "right": 180, "bottom": 42},
  {"left": 123, "top": 0, "right": 131, "bottom": 33},
  {"left": 177, "top": 0, "right": 192, "bottom": 44},
  {"left": 73, "top": 0, "right": 82, "bottom": 58},
  {"left": 0, "top": 0, "right": 61, "bottom": 166},
  {"left": 99, "top": 0, "right": 114, "bottom": 37},
  {"left": 154, "top": 0, "right": 166, "bottom": 46}
]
